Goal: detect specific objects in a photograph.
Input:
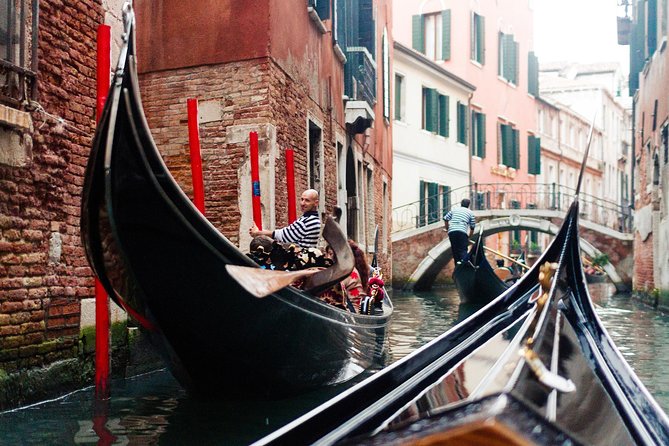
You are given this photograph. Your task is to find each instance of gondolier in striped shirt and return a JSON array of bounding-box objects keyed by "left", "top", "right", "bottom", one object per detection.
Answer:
[
  {"left": 443, "top": 198, "right": 476, "bottom": 265},
  {"left": 249, "top": 189, "right": 321, "bottom": 248}
]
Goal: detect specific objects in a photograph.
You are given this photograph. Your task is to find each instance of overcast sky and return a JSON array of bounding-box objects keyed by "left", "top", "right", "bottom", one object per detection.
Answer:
[{"left": 533, "top": 0, "right": 630, "bottom": 72}]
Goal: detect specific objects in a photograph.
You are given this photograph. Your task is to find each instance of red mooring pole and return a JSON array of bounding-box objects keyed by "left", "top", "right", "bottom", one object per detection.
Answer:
[
  {"left": 250, "top": 131, "right": 262, "bottom": 229},
  {"left": 285, "top": 148, "right": 297, "bottom": 223},
  {"left": 95, "top": 23, "right": 111, "bottom": 400},
  {"left": 187, "top": 98, "right": 205, "bottom": 214}
]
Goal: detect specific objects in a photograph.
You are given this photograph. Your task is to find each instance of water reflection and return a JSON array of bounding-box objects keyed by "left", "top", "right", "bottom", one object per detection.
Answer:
[{"left": 2, "top": 284, "right": 669, "bottom": 445}]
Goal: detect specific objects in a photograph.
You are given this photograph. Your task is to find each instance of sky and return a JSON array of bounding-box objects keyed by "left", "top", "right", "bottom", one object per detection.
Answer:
[{"left": 533, "top": 0, "right": 630, "bottom": 73}]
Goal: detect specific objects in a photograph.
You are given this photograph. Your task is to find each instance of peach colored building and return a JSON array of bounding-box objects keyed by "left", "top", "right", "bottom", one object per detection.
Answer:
[{"left": 393, "top": 0, "right": 539, "bottom": 206}]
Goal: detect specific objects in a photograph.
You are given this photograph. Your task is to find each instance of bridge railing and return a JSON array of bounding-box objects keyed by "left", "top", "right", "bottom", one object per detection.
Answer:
[{"left": 392, "top": 182, "right": 633, "bottom": 234}]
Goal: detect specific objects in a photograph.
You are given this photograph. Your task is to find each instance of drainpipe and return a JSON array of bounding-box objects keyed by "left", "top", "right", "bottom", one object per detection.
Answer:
[
  {"left": 630, "top": 94, "right": 636, "bottom": 211},
  {"left": 557, "top": 108, "right": 563, "bottom": 211}
]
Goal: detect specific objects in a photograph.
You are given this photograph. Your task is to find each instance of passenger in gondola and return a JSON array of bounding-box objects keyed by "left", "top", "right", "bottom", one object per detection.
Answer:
[
  {"left": 247, "top": 235, "right": 332, "bottom": 271},
  {"left": 443, "top": 198, "right": 476, "bottom": 265},
  {"left": 317, "top": 240, "right": 370, "bottom": 312},
  {"left": 249, "top": 188, "right": 321, "bottom": 248}
]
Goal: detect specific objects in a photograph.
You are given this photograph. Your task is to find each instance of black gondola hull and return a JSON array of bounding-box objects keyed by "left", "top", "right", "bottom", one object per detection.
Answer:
[{"left": 80, "top": 15, "right": 392, "bottom": 398}]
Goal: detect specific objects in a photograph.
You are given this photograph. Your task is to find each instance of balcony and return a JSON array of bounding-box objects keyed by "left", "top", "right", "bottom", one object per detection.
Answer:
[{"left": 344, "top": 46, "right": 376, "bottom": 134}]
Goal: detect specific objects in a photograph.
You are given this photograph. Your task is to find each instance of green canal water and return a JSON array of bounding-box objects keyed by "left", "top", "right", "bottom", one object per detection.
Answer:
[{"left": 1, "top": 284, "right": 668, "bottom": 445}]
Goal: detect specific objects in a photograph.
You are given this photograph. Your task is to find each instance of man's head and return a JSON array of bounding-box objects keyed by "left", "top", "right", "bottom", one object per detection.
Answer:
[
  {"left": 461, "top": 198, "right": 471, "bottom": 208},
  {"left": 301, "top": 189, "right": 319, "bottom": 213}
]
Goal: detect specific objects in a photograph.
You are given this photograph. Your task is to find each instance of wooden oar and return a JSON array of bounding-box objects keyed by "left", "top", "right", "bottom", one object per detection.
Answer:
[
  {"left": 470, "top": 240, "right": 530, "bottom": 270},
  {"left": 225, "top": 265, "right": 321, "bottom": 298}
]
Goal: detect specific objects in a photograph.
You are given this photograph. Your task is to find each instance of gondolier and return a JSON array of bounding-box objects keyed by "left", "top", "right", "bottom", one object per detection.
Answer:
[
  {"left": 250, "top": 189, "right": 321, "bottom": 248},
  {"left": 443, "top": 198, "right": 476, "bottom": 264}
]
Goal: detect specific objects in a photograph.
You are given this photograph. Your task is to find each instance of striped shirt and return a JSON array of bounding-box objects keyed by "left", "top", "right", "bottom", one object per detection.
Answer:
[
  {"left": 443, "top": 206, "right": 475, "bottom": 234},
  {"left": 274, "top": 211, "right": 321, "bottom": 248}
]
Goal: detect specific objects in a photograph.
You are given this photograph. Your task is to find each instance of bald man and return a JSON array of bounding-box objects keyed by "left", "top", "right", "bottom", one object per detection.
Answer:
[{"left": 249, "top": 189, "right": 321, "bottom": 248}]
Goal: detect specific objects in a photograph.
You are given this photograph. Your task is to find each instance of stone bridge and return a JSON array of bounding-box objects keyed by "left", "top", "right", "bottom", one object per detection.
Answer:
[{"left": 392, "top": 209, "right": 633, "bottom": 292}]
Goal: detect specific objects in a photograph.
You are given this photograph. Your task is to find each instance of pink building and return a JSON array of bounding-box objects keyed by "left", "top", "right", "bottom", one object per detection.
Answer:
[{"left": 393, "top": 0, "right": 539, "bottom": 207}]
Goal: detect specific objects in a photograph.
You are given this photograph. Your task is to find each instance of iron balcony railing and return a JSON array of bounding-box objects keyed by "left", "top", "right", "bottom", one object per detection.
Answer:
[
  {"left": 392, "top": 182, "right": 633, "bottom": 234},
  {"left": 344, "top": 46, "right": 376, "bottom": 106}
]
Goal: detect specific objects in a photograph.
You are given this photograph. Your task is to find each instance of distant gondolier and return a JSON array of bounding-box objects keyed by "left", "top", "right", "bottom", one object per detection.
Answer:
[
  {"left": 443, "top": 198, "right": 476, "bottom": 264},
  {"left": 250, "top": 189, "right": 321, "bottom": 248}
]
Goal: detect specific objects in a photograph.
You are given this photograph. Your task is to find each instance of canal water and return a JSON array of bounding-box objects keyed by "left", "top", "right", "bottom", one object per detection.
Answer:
[{"left": 2, "top": 284, "right": 669, "bottom": 445}]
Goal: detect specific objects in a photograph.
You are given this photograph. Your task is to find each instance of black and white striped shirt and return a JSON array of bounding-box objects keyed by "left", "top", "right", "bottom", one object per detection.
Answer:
[
  {"left": 443, "top": 206, "right": 475, "bottom": 234},
  {"left": 274, "top": 211, "right": 321, "bottom": 248}
]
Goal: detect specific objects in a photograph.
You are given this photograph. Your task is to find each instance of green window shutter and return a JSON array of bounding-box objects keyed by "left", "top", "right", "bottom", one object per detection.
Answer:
[
  {"left": 514, "top": 129, "right": 520, "bottom": 168},
  {"left": 426, "top": 88, "right": 438, "bottom": 132},
  {"left": 513, "top": 40, "right": 519, "bottom": 85},
  {"left": 648, "top": 0, "right": 658, "bottom": 56},
  {"left": 503, "top": 34, "right": 514, "bottom": 81},
  {"left": 394, "top": 75, "right": 402, "bottom": 120},
  {"left": 528, "top": 52, "right": 538, "bottom": 96},
  {"left": 444, "top": 95, "right": 450, "bottom": 137},
  {"left": 412, "top": 15, "right": 425, "bottom": 53},
  {"left": 457, "top": 102, "right": 467, "bottom": 144},
  {"left": 438, "top": 94, "right": 448, "bottom": 137},
  {"left": 501, "top": 124, "right": 512, "bottom": 165},
  {"left": 498, "top": 32, "right": 504, "bottom": 77},
  {"left": 441, "top": 185, "right": 450, "bottom": 216},
  {"left": 428, "top": 182, "right": 439, "bottom": 224},
  {"left": 442, "top": 9, "right": 451, "bottom": 60},
  {"left": 528, "top": 135, "right": 536, "bottom": 174},
  {"left": 470, "top": 13, "right": 476, "bottom": 60},
  {"left": 479, "top": 113, "right": 486, "bottom": 158},
  {"left": 419, "top": 180, "right": 426, "bottom": 227},
  {"left": 535, "top": 137, "right": 542, "bottom": 174},
  {"left": 478, "top": 15, "right": 485, "bottom": 64}
]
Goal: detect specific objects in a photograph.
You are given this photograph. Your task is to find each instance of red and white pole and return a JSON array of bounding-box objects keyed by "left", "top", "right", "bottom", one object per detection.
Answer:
[
  {"left": 95, "top": 23, "right": 111, "bottom": 400},
  {"left": 250, "top": 132, "right": 262, "bottom": 229},
  {"left": 187, "top": 98, "right": 205, "bottom": 214},
  {"left": 286, "top": 148, "right": 296, "bottom": 223}
]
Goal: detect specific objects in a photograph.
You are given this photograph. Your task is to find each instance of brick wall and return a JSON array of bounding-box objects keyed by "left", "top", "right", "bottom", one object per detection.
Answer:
[
  {"left": 0, "top": 0, "right": 103, "bottom": 373},
  {"left": 139, "top": 57, "right": 340, "bottom": 244}
]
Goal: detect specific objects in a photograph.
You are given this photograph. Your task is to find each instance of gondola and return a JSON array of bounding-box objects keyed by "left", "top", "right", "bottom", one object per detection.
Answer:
[
  {"left": 80, "top": 5, "right": 392, "bottom": 398},
  {"left": 452, "top": 230, "right": 525, "bottom": 305},
  {"left": 253, "top": 157, "right": 669, "bottom": 443}
]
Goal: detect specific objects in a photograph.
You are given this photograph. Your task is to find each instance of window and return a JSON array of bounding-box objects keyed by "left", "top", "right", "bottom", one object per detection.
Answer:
[
  {"left": 0, "top": 0, "right": 37, "bottom": 106},
  {"left": 394, "top": 74, "right": 404, "bottom": 121},
  {"left": 471, "top": 13, "right": 485, "bottom": 64},
  {"left": 499, "top": 122, "right": 519, "bottom": 169},
  {"left": 498, "top": 32, "right": 518, "bottom": 85},
  {"left": 308, "top": 120, "right": 323, "bottom": 193},
  {"left": 472, "top": 110, "right": 486, "bottom": 158},
  {"left": 418, "top": 181, "right": 450, "bottom": 227},
  {"left": 412, "top": 10, "right": 451, "bottom": 60},
  {"left": 422, "top": 87, "right": 449, "bottom": 137},
  {"left": 528, "top": 134, "right": 541, "bottom": 175},
  {"left": 307, "top": 0, "right": 330, "bottom": 20}
]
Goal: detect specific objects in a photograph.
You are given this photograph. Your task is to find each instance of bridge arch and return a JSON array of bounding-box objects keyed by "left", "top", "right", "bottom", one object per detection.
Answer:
[{"left": 405, "top": 216, "right": 625, "bottom": 292}]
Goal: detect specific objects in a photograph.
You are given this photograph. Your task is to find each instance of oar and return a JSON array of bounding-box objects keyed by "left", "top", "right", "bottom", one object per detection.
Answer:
[
  {"left": 371, "top": 224, "right": 379, "bottom": 269},
  {"left": 470, "top": 240, "right": 530, "bottom": 270},
  {"left": 226, "top": 265, "right": 321, "bottom": 298}
]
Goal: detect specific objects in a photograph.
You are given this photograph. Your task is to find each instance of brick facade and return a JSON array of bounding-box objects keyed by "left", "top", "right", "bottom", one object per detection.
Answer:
[{"left": 0, "top": 1, "right": 103, "bottom": 374}]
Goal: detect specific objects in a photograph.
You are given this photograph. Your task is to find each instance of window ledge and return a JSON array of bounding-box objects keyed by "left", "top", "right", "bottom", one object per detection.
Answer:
[
  {"left": 307, "top": 7, "right": 327, "bottom": 34},
  {"left": 470, "top": 59, "right": 483, "bottom": 68},
  {"left": 333, "top": 43, "right": 347, "bottom": 64},
  {"left": 0, "top": 104, "right": 32, "bottom": 131}
]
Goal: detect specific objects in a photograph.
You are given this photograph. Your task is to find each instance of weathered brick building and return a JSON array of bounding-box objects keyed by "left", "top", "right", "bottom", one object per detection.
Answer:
[
  {"left": 0, "top": 0, "right": 122, "bottom": 406},
  {"left": 134, "top": 0, "right": 393, "bottom": 271},
  {"left": 627, "top": 0, "right": 669, "bottom": 305}
]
